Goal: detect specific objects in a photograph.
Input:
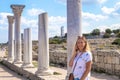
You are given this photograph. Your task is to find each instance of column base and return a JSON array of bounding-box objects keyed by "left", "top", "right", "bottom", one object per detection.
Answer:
[
  {"left": 21, "top": 63, "right": 34, "bottom": 68},
  {"left": 7, "top": 58, "right": 14, "bottom": 62},
  {"left": 13, "top": 60, "right": 22, "bottom": 64},
  {"left": 35, "top": 68, "right": 54, "bottom": 76}
]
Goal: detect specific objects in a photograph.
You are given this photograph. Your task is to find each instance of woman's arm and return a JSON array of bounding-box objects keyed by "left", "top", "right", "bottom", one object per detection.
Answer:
[
  {"left": 69, "top": 50, "right": 76, "bottom": 67},
  {"left": 69, "top": 46, "right": 77, "bottom": 67},
  {"left": 80, "top": 61, "right": 92, "bottom": 80}
]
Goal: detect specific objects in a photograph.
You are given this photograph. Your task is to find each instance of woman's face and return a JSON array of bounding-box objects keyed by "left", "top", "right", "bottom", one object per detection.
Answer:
[{"left": 77, "top": 39, "right": 86, "bottom": 51}]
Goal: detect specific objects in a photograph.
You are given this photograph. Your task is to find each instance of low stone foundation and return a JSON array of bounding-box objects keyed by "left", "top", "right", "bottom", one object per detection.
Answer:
[
  {"left": 50, "top": 49, "right": 120, "bottom": 78},
  {"left": 1, "top": 60, "right": 44, "bottom": 80},
  {"left": 50, "top": 50, "right": 67, "bottom": 67},
  {"left": 92, "top": 50, "right": 120, "bottom": 77}
]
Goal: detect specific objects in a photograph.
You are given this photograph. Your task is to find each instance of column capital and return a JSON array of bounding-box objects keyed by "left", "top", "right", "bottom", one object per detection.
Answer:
[
  {"left": 7, "top": 16, "right": 14, "bottom": 24},
  {"left": 11, "top": 5, "right": 25, "bottom": 17}
]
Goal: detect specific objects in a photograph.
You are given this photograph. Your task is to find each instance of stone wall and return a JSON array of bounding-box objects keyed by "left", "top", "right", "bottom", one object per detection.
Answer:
[
  {"left": 50, "top": 48, "right": 120, "bottom": 77},
  {"left": 50, "top": 50, "right": 67, "bottom": 67},
  {"left": 92, "top": 50, "right": 120, "bottom": 77},
  {"left": 87, "top": 38, "right": 117, "bottom": 50}
]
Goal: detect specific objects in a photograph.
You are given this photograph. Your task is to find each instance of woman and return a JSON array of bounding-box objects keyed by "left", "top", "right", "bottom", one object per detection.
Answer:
[{"left": 69, "top": 36, "right": 92, "bottom": 80}]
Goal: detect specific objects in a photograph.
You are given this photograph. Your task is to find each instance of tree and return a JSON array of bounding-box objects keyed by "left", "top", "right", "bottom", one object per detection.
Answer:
[
  {"left": 112, "top": 29, "right": 120, "bottom": 34},
  {"left": 105, "top": 28, "right": 112, "bottom": 34},
  {"left": 91, "top": 29, "right": 100, "bottom": 36},
  {"left": 64, "top": 33, "right": 67, "bottom": 38},
  {"left": 103, "top": 33, "right": 111, "bottom": 38},
  {"left": 112, "top": 38, "right": 120, "bottom": 46},
  {"left": 116, "top": 32, "right": 120, "bottom": 38}
]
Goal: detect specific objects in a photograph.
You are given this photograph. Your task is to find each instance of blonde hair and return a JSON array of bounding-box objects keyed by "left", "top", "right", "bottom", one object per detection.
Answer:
[
  {"left": 72, "top": 36, "right": 91, "bottom": 57},
  {"left": 75, "top": 36, "right": 91, "bottom": 52}
]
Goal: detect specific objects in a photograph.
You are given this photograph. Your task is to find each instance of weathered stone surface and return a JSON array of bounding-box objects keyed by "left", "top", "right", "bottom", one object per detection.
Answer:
[
  {"left": 11, "top": 5, "right": 25, "bottom": 64},
  {"left": 7, "top": 15, "right": 14, "bottom": 61}
]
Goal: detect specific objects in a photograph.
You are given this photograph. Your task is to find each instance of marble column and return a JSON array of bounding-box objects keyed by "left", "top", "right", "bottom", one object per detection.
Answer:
[
  {"left": 22, "top": 28, "right": 34, "bottom": 68},
  {"left": 35, "top": 13, "right": 53, "bottom": 76},
  {"left": 11, "top": 5, "right": 25, "bottom": 63},
  {"left": 7, "top": 16, "right": 14, "bottom": 62},
  {"left": 66, "top": 0, "right": 82, "bottom": 79}
]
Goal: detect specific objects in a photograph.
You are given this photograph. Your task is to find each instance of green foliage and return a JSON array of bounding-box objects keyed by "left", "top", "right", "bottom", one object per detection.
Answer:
[
  {"left": 112, "top": 29, "right": 120, "bottom": 34},
  {"left": 64, "top": 33, "right": 67, "bottom": 38},
  {"left": 103, "top": 33, "right": 111, "bottom": 38},
  {"left": 53, "top": 72, "right": 61, "bottom": 75},
  {"left": 49, "top": 38, "right": 66, "bottom": 44},
  {"left": 32, "top": 61, "right": 38, "bottom": 67},
  {"left": 116, "top": 32, "right": 120, "bottom": 38},
  {"left": 83, "top": 33, "right": 91, "bottom": 37},
  {"left": 91, "top": 29, "right": 100, "bottom": 36},
  {"left": 112, "top": 38, "right": 120, "bottom": 46},
  {"left": 105, "top": 28, "right": 112, "bottom": 34}
]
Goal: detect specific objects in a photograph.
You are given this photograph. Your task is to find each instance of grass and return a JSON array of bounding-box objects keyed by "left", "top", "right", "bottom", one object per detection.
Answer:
[{"left": 32, "top": 61, "right": 38, "bottom": 67}]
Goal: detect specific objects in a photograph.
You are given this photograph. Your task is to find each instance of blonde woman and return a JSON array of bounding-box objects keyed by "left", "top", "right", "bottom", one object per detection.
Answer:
[{"left": 69, "top": 36, "right": 92, "bottom": 80}]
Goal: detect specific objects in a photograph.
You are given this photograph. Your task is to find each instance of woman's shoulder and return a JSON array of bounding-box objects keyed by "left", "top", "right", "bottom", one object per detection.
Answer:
[{"left": 83, "top": 51, "right": 92, "bottom": 56}]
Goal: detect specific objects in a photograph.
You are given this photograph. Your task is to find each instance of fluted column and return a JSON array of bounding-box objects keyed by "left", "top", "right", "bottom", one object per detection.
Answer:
[
  {"left": 35, "top": 13, "right": 53, "bottom": 76},
  {"left": 22, "top": 28, "right": 34, "bottom": 68},
  {"left": 7, "top": 16, "right": 14, "bottom": 62},
  {"left": 11, "top": 5, "right": 25, "bottom": 64},
  {"left": 66, "top": 0, "right": 82, "bottom": 79}
]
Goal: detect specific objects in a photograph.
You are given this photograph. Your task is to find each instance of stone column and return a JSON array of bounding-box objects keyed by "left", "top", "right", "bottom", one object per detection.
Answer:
[
  {"left": 21, "top": 28, "right": 34, "bottom": 68},
  {"left": 7, "top": 16, "right": 14, "bottom": 62},
  {"left": 11, "top": 5, "right": 25, "bottom": 64},
  {"left": 35, "top": 13, "right": 53, "bottom": 76},
  {"left": 66, "top": 0, "right": 82, "bottom": 79}
]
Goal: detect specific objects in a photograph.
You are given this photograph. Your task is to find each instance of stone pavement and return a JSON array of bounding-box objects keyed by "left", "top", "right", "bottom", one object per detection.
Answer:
[
  {"left": 0, "top": 64, "right": 27, "bottom": 80},
  {"left": 50, "top": 66, "right": 120, "bottom": 80},
  {"left": 0, "top": 63, "right": 119, "bottom": 80}
]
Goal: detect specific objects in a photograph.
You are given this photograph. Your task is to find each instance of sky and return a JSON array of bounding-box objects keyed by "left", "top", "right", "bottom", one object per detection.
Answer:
[{"left": 0, "top": 0, "right": 120, "bottom": 43}]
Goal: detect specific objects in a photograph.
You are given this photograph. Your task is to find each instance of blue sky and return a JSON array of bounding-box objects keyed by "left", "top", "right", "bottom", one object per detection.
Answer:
[{"left": 0, "top": 0, "right": 120, "bottom": 43}]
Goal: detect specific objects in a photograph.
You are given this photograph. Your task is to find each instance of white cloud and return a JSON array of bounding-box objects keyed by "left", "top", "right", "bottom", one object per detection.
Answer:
[
  {"left": 27, "top": 8, "right": 45, "bottom": 16},
  {"left": 48, "top": 16, "right": 66, "bottom": 37},
  {"left": 55, "top": 0, "right": 66, "bottom": 5},
  {"left": 114, "top": 2, "right": 120, "bottom": 9},
  {"left": 83, "top": 0, "right": 97, "bottom": 4},
  {"left": 101, "top": 6, "right": 114, "bottom": 14},
  {"left": 0, "top": 12, "right": 12, "bottom": 30},
  {"left": 101, "top": 2, "right": 120, "bottom": 16},
  {"left": 49, "top": 16, "right": 66, "bottom": 25},
  {"left": 97, "top": 0, "right": 107, "bottom": 4},
  {"left": 82, "top": 12, "right": 108, "bottom": 21},
  {"left": 98, "top": 24, "right": 120, "bottom": 32},
  {"left": 21, "top": 15, "right": 66, "bottom": 38},
  {"left": 21, "top": 17, "right": 37, "bottom": 28}
]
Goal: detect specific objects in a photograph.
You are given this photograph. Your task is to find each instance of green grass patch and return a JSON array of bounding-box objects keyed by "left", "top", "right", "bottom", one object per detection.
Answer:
[
  {"left": 53, "top": 72, "right": 61, "bottom": 75},
  {"left": 32, "top": 61, "right": 38, "bottom": 67}
]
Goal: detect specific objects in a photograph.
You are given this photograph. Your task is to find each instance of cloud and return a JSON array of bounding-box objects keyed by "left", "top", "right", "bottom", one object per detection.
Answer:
[
  {"left": 55, "top": 0, "right": 66, "bottom": 5},
  {"left": 82, "top": 12, "right": 108, "bottom": 21},
  {"left": 27, "top": 8, "right": 45, "bottom": 16},
  {"left": 101, "top": 1, "right": 120, "bottom": 17},
  {"left": 21, "top": 15, "right": 66, "bottom": 38},
  {"left": 114, "top": 2, "right": 120, "bottom": 14},
  {"left": 0, "top": 12, "right": 13, "bottom": 30},
  {"left": 101, "top": 6, "right": 114, "bottom": 14},
  {"left": 48, "top": 16, "right": 66, "bottom": 37},
  {"left": 98, "top": 24, "right": 120, "bottom": 32},
  {"left": 49, "top": 16, "right": 66, "bottom": 25},
  {"left": 55, "top": 0, "right": 101, "bottom": 5},
  {"left": 97, "top": 0, "right": 107, "bottom": 4},
  {"left": 82, "top": 0, "right": 97, "bottom": 4}
]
